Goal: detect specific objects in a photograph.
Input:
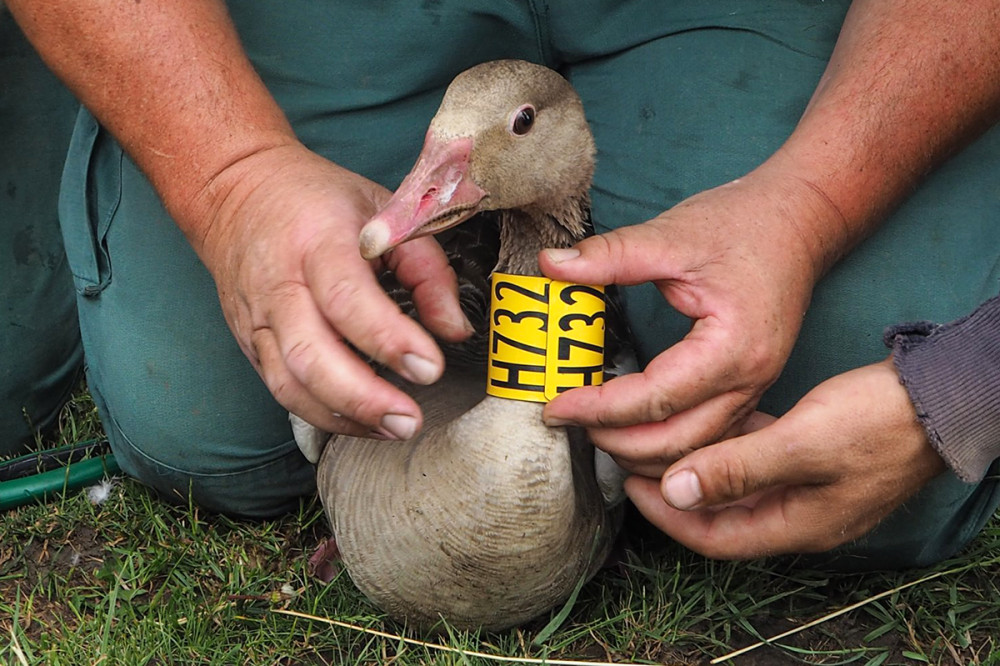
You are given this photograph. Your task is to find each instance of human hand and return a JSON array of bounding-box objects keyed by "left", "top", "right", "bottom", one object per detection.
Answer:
[
  {"left": 540, "top": 169, "right": 841, "bottom": 476},
  {"left": 627, "top": 358, "right": 946, "bottom": 558},
  {"left": 195, "top": 143, "right": 472, "bottom": 438}
]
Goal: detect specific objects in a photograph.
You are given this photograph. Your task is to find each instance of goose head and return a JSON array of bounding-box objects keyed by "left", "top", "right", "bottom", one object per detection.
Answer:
[{"left": 359, "top": 60, "right": 595, "bottom": 271}]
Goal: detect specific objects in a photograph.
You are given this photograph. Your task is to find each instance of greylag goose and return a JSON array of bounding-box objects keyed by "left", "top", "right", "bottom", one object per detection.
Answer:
[{"left": 294, "top": 60, "right": 631, "bottom": 632}]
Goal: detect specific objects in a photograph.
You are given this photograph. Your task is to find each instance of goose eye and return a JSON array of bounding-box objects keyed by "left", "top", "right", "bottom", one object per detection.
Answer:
[{"left": 510, "top": 106, "right": 535, "bottom": 135}]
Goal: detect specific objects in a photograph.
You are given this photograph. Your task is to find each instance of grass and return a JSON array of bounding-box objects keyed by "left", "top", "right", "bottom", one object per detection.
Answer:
[{"left": 2, "top": 388, "right": 999, "bottom": 665}]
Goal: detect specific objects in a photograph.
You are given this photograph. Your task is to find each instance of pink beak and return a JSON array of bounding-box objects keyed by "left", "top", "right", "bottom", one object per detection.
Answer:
[{"left": 359, "top": 131, "right": 487, "bottom": 260}]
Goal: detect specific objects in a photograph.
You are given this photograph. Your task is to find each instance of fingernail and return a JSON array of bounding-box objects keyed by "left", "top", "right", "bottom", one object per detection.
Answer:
[
  {"left": 447, "top": 310, "right": 476, "bottom": 337},
  {"left": 663, "top": 469, "right": 703, "bottom": 510},
  {"left": 380, "top": 413, "right": 419, "bottom": 440},
  {"left": 543, "top": 415, "right": 576, "bottom": 427},
  {"left": 401, "top": 352, "right": 441, "bottom": 385},
  {"left": 543, "top": 248, "right": 580, "bottom": 264}
]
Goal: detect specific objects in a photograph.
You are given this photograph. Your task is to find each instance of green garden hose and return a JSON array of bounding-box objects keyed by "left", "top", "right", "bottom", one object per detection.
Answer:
[{"left": 0, "top": 440, "right": 121, "bottom": 511}]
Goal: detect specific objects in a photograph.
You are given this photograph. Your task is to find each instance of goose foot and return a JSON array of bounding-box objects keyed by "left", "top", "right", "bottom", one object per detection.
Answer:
[{"left": 308, "top": 537, "right": 341, "bottom": 583}]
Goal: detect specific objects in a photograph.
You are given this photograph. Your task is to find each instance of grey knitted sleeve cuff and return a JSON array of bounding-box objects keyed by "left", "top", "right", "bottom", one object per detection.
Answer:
[{"left": 883, "top": 294, "right": 1000, "bottom": 483}]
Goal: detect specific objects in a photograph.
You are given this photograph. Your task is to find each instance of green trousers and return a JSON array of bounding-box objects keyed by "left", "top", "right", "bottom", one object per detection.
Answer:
[
  {"left": 8, "top": 2, "right": 1000, "bottom": 567},
  {"left": 0, "top": 16, "right": 82, "bottom": 451}
]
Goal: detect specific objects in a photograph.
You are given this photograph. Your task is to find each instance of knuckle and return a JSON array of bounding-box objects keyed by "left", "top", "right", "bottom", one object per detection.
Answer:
[
  {"left": 732, "top": 337, "right": 782, "bottom": 390},
  {"left": 579, "top": 385, "right": 616, "bottom": 428},
  {"left": 595, "top": 231, "right": 629, "bottom": 272},
  {"left": 339, "top": 389, "right": 385, "bottom": 426},
  {"left": 706, "top": 456, "right": 751, "bottom": 503},
  {"left": 244, "top": 338, "right": 262, "bottom": 370},
  {"left": 644, "top": 392, "right": 676, "bottom": 424},
  {"left": 322, "top": 277, "right": 364, "bottom": 315},
  {"left": 366, "top": 323, "right": 403, "bottom": 365},
  {"left": 412, "top": 263, "right": 457, "bottom": 301},
  {"left": 284, "top": 338, "right": 320, "bottom": 379},
  {"left": 266, "top": 374, "right": 298, "bottom": 411},
  {"left": 592, "top": 407, "right": 614, "bottom": 429},
  {"left": 400, "top": 238, "right": 452, "bottom": 278}
]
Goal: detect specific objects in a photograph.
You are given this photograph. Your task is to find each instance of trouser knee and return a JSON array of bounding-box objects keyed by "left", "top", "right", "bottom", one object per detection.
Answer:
[{"left": 93, "top": 379, "right": 316, "bottom": 519}]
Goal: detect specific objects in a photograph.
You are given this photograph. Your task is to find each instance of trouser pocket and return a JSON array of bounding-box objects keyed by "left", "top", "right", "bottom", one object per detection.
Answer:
[{"left": 58, "top": 109, "right": 123, "bottom": 298}]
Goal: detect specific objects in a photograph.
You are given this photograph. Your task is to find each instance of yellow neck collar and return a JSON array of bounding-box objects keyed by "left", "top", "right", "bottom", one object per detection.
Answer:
[{"left": 487, "top": 272, "right": 606, "bottom": 403}]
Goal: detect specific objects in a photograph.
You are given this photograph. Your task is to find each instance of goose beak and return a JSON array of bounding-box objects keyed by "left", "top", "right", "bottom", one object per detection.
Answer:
[{"left": 359, "top": 132, "right": 486, "bottom": 260}]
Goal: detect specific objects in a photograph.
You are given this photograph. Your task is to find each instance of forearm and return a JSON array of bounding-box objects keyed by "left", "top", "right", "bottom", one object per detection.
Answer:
[
  {"left": 5, "top": 0, "right": 297, "bottom": 254},
  {"left": 762, "top": 0, "right": 1000, "bottom": 281}
]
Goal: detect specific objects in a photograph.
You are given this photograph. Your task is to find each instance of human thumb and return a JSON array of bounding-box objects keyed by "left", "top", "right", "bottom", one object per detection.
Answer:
[
  {"left": 660, "top": 417, "right": 800, "bottom": 510},
  {"left": 538, "top": 221, "right": 675, "bottom": 286}
]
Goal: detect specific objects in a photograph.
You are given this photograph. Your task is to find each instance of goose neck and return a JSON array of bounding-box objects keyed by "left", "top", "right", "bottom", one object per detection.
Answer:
[{"left": 495, "top": 195, "right": 589, "bottom": 276}]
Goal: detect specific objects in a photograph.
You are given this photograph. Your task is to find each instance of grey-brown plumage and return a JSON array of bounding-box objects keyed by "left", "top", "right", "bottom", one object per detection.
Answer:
[{"left": 299, "top": 60, "right": 631, "bottom": 632}]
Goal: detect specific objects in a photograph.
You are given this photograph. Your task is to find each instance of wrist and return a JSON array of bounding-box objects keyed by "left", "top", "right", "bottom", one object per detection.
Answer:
[
  {"left": 191, "top": 143, "right": 390, "bottom": 284},
  {"left": 872, "top": 356, "right": 946, "bottom": 482},
  {"left": 178, "top": 139, "right": 303, "bottom": 265},
  {"left": 718, "top": 155, "right": 855, "bottom": 290},
  {"left": 745, "top": 148, "right": 866, "bottom": 283}
]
